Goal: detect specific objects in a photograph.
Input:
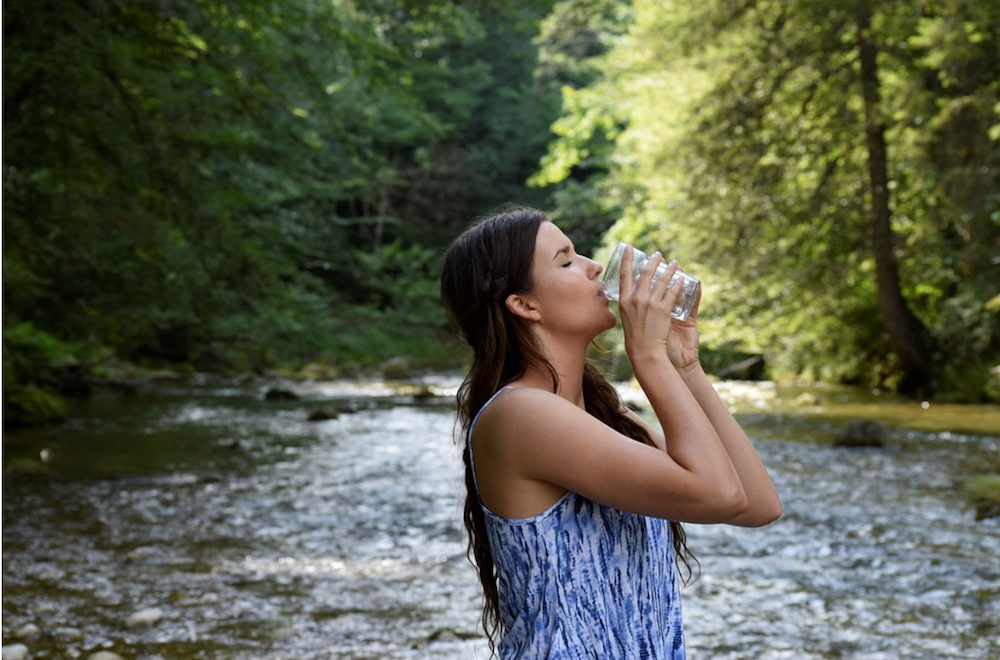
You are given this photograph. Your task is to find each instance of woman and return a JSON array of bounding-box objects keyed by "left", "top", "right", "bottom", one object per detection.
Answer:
[{"left": 439, "top": 205, "right": 781, "bottom": 659}]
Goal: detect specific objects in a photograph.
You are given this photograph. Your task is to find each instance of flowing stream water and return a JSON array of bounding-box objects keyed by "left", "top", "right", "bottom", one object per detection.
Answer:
[{"left": 3, "top": 375, "right": 999, "bottom": 660}]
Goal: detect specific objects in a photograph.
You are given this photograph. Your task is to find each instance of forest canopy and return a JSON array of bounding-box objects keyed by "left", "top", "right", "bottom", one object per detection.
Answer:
[
  {"left": 4, "top": 0, "right": 999, "bottom": 422},
  {"left": 534, "top": 0, "right": 1000, "bottom": 399}
]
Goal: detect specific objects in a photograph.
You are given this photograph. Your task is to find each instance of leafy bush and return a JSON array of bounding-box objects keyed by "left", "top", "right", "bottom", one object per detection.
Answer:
[{"left": 3, "top": 322, "right": 78, "bottom": 385}]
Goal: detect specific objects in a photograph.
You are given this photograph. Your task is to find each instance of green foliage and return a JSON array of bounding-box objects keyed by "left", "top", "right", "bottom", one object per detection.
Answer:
[
  {"left": 3, "top": 0, "right": 563, "bottom": 404},
  {"left": 529, "top": 0, "right": 636, "bottom": 255},
  {"left": 3, "top": 323, "right": 77, "bottom": 383},
  {"left": 322, "top": 304, "right": 461, "bottom": 370},
  {"left": 353, "top": 241, "right": 443, "bottom": 324},
  {"left": 541, "top": 0, "right": 1000, "bottom": 399},
  {"left": 2, "top": 322, "right": 97, "bottom": 401},
  {"left": 6, "top": 0, "right": 998, "bottom": 413}
]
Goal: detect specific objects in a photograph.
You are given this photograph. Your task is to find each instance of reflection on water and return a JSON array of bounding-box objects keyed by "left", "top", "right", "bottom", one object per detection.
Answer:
[{"left": 3, "top": 377, "right": 999, "bottom": 659}]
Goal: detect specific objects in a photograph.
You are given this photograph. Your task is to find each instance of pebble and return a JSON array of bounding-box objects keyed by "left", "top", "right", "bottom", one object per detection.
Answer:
[
  {"left": 87, "top": 653, "right": 125, "bottom": 660},
  {"left": 51, "top": 628, "right": 84, "bottom": 641},
  {"left": 126, "top": 607, "right": 163, "bottom": 627},
  {"left": 125, "top": 546, "right": 156, "bottom": 562},
  {"left": 14, "top": 624, "right": 39, "bottom": 639},
  {"left": 1, "top": 645, "right": 29, "bottom": 660}
]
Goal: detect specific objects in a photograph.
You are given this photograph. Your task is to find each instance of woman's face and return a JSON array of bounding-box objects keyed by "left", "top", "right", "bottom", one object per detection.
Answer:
[{"left": 525, "top": 221, "right": 618, "bottom": 338}]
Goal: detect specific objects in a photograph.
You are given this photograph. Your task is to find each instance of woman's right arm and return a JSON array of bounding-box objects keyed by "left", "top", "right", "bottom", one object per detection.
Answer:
[
  {"left": 611, "top": 247, "right": 749, "bottom": 519},
  {"left": 480, "top": 387, "right": 747, "bottom": 523},
  {"left": 619, "top": 250, "right": 780, "bottom": 527}
]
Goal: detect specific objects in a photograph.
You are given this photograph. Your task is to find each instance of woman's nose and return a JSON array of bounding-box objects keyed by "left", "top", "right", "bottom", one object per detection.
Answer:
[{"left": 590, "top": 257, "right": 603, "bottom": 278}]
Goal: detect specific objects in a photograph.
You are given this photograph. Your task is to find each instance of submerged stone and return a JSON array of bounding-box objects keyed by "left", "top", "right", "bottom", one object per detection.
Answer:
[
  {"left": 264, "top": 388, "right": 299, "bottom": 401},
  {"left": 307, "top": 406, "right": 339, "bottom": 421},
  {"left": 833, "top": 419, "right": 886, "bottom": 448}
]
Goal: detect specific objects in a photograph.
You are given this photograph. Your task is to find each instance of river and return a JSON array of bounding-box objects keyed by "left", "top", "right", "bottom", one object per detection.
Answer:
[{"left": 3, "top": 375, "right": 999, "bottom": 659}]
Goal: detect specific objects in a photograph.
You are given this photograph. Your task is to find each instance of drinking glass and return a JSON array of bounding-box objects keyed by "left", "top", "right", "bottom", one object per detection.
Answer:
[{"left": 602, "top": 241, "right": 701, "bottom": 321}]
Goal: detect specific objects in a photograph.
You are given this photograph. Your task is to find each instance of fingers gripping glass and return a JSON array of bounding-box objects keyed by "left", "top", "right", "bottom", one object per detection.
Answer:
[{"left": 601, "top": 242, "right": 701, "bottom": 322}]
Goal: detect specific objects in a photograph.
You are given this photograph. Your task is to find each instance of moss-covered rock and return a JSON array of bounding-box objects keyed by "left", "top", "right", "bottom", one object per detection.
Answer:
[
  {"left": 307, "top": 406, "right": 340, "bottom": 421},
  {"left": 965, "top": 474, "right": 1000, "bottom": 521},
  {"left": 3, "top": 384, "right": 66, "bottom": 428},
  {"left": 4, "top": 456, "right": 51, "bottom": 481},
  {"left": 380, "top": 356, "right": 412, "bottom": 380},
  {"left": 833, "top": 419, "right": 885, "bottom": 448},
  {"left": 264, "top": 387, "right": 299, "bottom": 401}
]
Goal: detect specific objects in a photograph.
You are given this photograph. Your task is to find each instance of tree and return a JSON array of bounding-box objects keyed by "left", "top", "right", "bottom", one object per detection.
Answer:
[
  {"left": 546, "top": 0, "right": 999, "bottom": 397},
  {"left": 529, "top": 0, "right": 637, "bottom": 256},
  {"left": 857, "top": 0, "right": 932, "bottom": 393},
  {"left": 3, "top": 0, "right": 564, "bottom": 387}
]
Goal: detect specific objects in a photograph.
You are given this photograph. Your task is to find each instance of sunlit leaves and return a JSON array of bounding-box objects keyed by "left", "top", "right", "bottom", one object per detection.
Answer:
[{"left": 544, "top": 0, "right": 999, "bottom": 394}]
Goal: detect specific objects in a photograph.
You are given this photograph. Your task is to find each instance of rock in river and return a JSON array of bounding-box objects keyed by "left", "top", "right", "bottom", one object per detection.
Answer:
[
  {"left": 88, "top": 653, "right": 126, "bottom": 660},
  {"left": 833, "top": 419, "right": 886, "bottom": 448},
  {"left": 13, "top": 624, "right": 38, "bottom": 639},
  {"left": 1, "top": 645, "right": 29, "bottom": 660},
  {"left": 307, "top": 406, "right": 339, "bottom": 421},
  {"left": 126, "top": 607, "right": 164, "bottom": 627}
]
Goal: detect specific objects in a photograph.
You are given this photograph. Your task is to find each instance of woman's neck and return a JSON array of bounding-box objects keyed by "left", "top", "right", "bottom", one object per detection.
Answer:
[{"left": 518, "top": 339, "right": 589, "bottom": 409}]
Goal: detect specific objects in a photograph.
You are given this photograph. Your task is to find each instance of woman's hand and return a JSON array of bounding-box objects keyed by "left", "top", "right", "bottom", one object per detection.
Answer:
[
  {"left": 666, "top": 281, "right": 701, "bottom": 372},
  {"left": 618, "top": 247, "right": 681, "bottom": 362},
  {"left": 617, "top": 246, "right": 701, "bottom": 371}
]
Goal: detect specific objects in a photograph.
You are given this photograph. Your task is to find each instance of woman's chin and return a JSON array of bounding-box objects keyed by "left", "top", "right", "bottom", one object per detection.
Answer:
[{"left": 599, "top": 309, "right": 619, "bottom": 332}]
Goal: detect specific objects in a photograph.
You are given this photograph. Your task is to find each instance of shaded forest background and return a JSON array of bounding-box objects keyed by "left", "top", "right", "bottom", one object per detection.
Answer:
[{"left": 4, "top": 0, "right": 999, "bottom": 426}]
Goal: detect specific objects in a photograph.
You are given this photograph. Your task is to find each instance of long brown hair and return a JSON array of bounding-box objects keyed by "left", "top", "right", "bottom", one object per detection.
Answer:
[{"left": 439, "top": 204, "right": 696, "bottom": 652}]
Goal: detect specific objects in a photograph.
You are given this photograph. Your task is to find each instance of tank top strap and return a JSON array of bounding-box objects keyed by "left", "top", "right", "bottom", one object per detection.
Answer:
[{"left": 467, "top": 386, "right": 515, "bottom": 499}]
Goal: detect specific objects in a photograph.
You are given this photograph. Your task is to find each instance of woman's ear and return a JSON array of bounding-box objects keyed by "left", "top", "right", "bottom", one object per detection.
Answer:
[{"left": 505, "top": 293, "right": 541, "bottom": 321}]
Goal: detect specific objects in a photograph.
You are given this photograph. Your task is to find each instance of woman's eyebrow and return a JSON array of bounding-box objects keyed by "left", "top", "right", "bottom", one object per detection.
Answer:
[{"left": 552, "top": 245, "right": 572, "bottom": 260}]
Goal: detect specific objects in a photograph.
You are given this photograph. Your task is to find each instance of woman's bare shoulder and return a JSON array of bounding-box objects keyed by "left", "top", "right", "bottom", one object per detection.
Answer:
[
  {"left": 479, "top": 385, "right": 575, "bottom": 422},
  {"left": 473, "top": 385, "right": 599, "bottom": 445}
]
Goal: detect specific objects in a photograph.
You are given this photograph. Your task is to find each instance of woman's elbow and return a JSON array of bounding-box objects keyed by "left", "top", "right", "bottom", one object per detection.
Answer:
[
  {"left": 735, "top": 494, "right": 783, "bottom": 527},
  {"left": 759, "top": 496, "right": 784, "bottom": 525},
  {"left": 719, "top": 484, "right": 749, "bottom": 520}
]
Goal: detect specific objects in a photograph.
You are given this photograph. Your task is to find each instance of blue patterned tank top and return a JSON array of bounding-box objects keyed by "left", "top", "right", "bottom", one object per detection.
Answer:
[{"left": 469, "top": 388, "right": 686, "bottom": 660}]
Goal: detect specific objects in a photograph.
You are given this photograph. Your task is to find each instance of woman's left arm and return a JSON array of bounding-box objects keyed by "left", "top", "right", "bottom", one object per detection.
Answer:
[
  {"left": 676, "top": 362, "right": 782, "bottom": 527},
  {"left": 664, "top": 283, "right": 782, "bottom": 527}
]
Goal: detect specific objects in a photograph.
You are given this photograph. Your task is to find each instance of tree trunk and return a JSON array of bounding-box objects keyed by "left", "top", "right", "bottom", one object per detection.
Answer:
[{"left": 857, "top": 0, "right": 932, "bottom": 395}]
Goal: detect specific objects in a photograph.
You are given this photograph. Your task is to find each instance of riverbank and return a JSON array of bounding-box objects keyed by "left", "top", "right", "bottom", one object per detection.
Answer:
[
  {"left": 2, "top": 349, "right": 465, "bottom": 430},
  {"left": 7, "top": 372, "right": 1000, "bottom": 520}
]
